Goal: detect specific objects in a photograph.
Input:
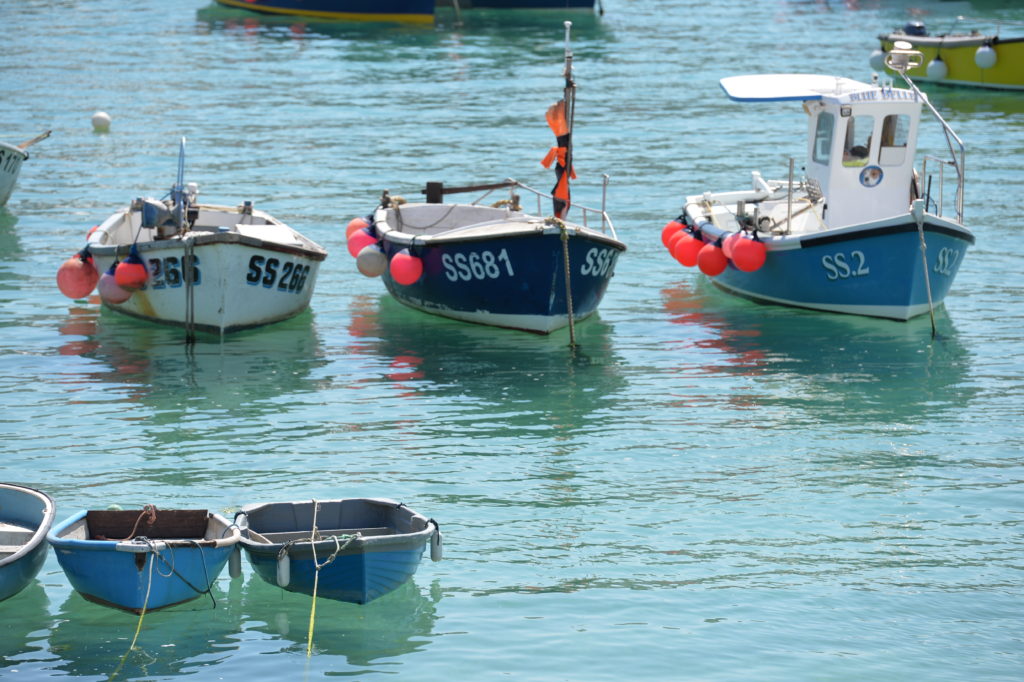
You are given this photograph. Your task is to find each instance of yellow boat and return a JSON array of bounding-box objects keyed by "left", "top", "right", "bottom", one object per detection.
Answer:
[{"left": 872, "top": 18, "right": 1024, "bottom": 91}]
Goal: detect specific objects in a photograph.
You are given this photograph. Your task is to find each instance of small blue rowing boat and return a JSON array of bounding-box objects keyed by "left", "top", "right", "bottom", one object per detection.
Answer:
[
  {"left": 665, "top": 43, "right": 974, "bottom": 325},
  {"left": 48, "top": 507, "right": 241, "bottom": 613},
  {"left": 236, "top": 498, "right": 441, "bottom": 604},
  {"left": 0, "top": 483, "right": 55, "bottom": 602}
]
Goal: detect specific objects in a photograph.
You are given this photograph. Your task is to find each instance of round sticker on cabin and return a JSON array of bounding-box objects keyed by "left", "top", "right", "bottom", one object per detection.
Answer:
[{"left": 860, "top": 165, "right": 883, "bottom": 188}]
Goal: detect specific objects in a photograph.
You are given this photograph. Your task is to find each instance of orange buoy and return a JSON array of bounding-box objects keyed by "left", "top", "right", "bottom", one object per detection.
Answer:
[
  {"left": 732, "top": 236, "right": 767, "bottom": 272},
  {"left": 57, "top": 250, "right": 99, "bottom": 299},
  {"left": 98, "top": 263, "right": 132, "bottom": 303},
  {"left": 389, "top": 249, "right": 423, "bottom": 286},
  {"left": 672, "top": 232, "right": 704, "bottom": 267},
  {"left": 697, "top": 240, "right": 728, "bottom": 276},
  {"left": 345, "top": 216, "right": 371, "bottom": 239},
  {"left": 661, "top": 220, "right": 684, "bottom": 248},
  {"left": 114, "top": 247, "right": 148, "bottom": 289},
  {"left": 347, "top": 227, "right": 377, "bottom": 258}
]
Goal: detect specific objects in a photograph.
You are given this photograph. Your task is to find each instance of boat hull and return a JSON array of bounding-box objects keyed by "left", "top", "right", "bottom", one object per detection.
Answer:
[
  {"left": 237, "top": 498, "right": 438, "bottom": 605},
  {"left": 379, "top": 229, "right": 624, "bottom": 334},
  {"left": 0, "top": 484, "right": 55, "bottom": 602},
  {"left": 451, "top": 0, "right": 594, "bottom": 8},
  {"left": 48, "top": 510, "right": 241, "bottom": 613},
  {"left": 879, "top": 34, "right": 1024, "bottom": 90},
  {"left": 698, "top": 216, "right": 974, "bottom": 320},
  {"left": 88, "top": 228, "right": 325, "bottom": 334},
  {"left": 0, "top": 143, "right": 28, "bottom": 207},
  {"left": 213, "top": 0, "right": 434, "bottom": 23}
]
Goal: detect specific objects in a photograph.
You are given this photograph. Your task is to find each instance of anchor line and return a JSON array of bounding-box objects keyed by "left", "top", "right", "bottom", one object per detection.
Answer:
[
  {"left": 184, "top": 237, "right": 196, "bottom": 344},
  {"left": 559, "top": 221, "right": 577, "bottom": 348}
]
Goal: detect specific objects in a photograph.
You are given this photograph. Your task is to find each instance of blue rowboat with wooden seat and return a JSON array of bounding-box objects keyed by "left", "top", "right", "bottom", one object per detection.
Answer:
[
  {"left": 236, "top": 498, "right": 441, "bottom": 604},
  {"left": 213, "top": 0, "right": 435, "bottom": 24},
  {"left": 48, "top": 507, "right": 242, "bottom": 613},
  {"left": 0, "top": 483, "right": 55, "bottom": 602}
]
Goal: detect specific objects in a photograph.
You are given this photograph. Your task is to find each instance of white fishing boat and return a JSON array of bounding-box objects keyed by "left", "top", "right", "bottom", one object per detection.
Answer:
[
  {"left": 57, "top": 139, "right": 327, "bottom": 336},
  {"left": 665, "top": 43, "right": 973, "bottom": 331},
  {"left": 0, "top": 131, "right": 50, "bottom": 207}
]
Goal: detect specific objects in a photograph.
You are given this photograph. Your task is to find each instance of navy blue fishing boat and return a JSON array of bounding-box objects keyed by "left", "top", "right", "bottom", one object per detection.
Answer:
[
  {"left": 213, "top": 0, "right": 435, "bottom": 24},
  {"left": 0, "top": 484, "right": 55, "bottom": 602},
  {"left": 345, "top": 22, "right": 625, "bottom": 336},
  {"left": 664, "top": 43, "right": 974, "bottom": 329},
  {"left": 236, "top": 498, "right": 441, "bottom": 605}
]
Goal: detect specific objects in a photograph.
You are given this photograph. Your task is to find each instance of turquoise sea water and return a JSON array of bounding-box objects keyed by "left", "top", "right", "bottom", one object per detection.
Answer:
[{"left": 2, "top": 0, "right": 1023, "bottom": 679}]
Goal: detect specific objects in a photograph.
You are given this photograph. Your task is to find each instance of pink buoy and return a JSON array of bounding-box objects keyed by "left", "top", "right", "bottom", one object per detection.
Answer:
[
  {"left": 345, "top": 216, "right": 371, "bottom": 239},
  {"left": 661, "top": 220, "right": 684, "bottom": 248},
  {"left": 347, "top": 227, "right": 378, "bottom": 258},
  {"left": 722, "top": 232, "right": 741, "bottom": 259},
  {"left": 672, "top": 232, "right": 704, "bottom": 267},
  {"left": 389, "top": 249, "right": 423, "bottom": 286},
  {"left": 57, "top": 251, "right": 99, "bottom": 299},
  {"left": 732, "top": 236, "right": 768, "bottom": 272},
  {"left": 98, "top": 263, "right": 132, "bottom": 303},
  {"left": 697, "top": 241, "right": 728, "bottom": 276}
]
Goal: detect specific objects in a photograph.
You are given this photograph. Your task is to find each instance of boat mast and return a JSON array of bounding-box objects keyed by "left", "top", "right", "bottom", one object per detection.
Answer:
[
  {"left": 543, "top": 21, "right": 576, "bottom": 219},
  {"left": 562, "top": 20, "right": 575, "bottom": 218}
]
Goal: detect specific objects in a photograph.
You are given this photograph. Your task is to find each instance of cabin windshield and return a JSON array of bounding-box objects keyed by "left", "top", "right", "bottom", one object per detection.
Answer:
[
  {"left": 842, "top": 114, "right": 874, "bottom": 167},
  {"left": 879, "top": 114, "right": 910, "bottom": 166},
  {"left": 812, "top": 112, "right": 834, "bottom": 165}
]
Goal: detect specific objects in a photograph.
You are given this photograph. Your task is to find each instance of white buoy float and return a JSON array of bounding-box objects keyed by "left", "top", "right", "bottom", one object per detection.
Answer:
[
  {"left": 926, "top": 56, "right": 948, "bottom": 80},
  {"left": 276, "top": 550, "right": 291, "bottom": 587},
  {"left": 974, "top": 44, "right": 997, "bottom": 69},
  {"left": 91, "top": 111, "right": 111, "bottom": 132}
]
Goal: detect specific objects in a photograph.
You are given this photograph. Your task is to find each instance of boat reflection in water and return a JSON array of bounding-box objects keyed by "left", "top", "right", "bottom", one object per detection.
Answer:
[
  {"left": 661, "top": 279, "right": 973, "bottom": 423},
  {"left": 0, "top": 581, "right": 50, "bottom": 672},
  {"left": 45, "top": 577, "right": 245, "bottom": 679},
  {"left": 346, "top": 294, "right": 626, "bottom": 431},
  {"left": 237, "top": 570, "right": 441, "bottom": 666},
  {"left": 56, "top": 305, "right": 328, "bottom": 413}
]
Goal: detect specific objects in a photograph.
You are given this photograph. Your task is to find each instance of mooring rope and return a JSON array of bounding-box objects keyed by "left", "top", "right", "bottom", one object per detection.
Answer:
[
  {"left": 108, "top": 545, "right": 157, "bottom": 681},
  {"left": 301, "top": 499, "right": 359, "bottom": 657},
  {"left": 183, "top": 236, "right": 196, "bottom": 344},
  {"left": 557, "top": 220, "right": 577, "bottom": 348}
]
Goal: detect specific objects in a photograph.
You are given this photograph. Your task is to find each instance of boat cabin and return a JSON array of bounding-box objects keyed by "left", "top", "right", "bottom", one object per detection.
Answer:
[{"left": 720, "top": 74, "right": 924, "bottom": 229}]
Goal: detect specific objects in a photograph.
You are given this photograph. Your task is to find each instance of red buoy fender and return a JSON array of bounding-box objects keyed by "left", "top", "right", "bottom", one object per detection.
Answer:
[
  {"left": 697, "top": 241, "right": 728, "bottom": 276},
  {"left": 673, "top": 232, "right": 704, "bottom": 267},
  {"left": 732, "top": 236, "right": 768, "bottom": 272},
  {"left": 389, "top": 249, "right": 423, "bottom": 286}
]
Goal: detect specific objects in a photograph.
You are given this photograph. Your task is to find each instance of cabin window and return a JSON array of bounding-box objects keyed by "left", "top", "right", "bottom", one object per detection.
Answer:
[
  {"left": 879, "top": 114, "right": 910, "bottom": 166},
  {"left": 812, "top": 112, "right": 834, "bottom": 165},
  {"left": 842, "top": 115, "right": 874, "bottom": 167}
]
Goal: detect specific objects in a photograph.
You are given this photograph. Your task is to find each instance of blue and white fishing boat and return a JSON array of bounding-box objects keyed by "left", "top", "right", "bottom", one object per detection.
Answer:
[
  {"left": 48, "top": 507, "right": 242, "bottom": 613},
  {"left": 0, "top": 484, "right": 55, "bottom": 602},
  {"left": 213, "top": 0, "right": 435, "bottom": 24},
  {"left": 346, "top": 22, "right": 624, "bottom": 337},
  {"left": 236, "top": 498, "right": 441, "bottom": 605},
  {"left": 666, "top": 43, "right": 974, "bottom": 326}
]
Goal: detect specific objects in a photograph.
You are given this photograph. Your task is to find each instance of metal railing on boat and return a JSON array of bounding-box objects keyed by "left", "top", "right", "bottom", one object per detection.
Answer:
[{"left": 420, "top": 176, "right": 618, "bottom": 241}]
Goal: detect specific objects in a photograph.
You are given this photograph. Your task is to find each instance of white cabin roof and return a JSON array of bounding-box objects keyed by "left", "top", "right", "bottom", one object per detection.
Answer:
[{"left": 720, "top": 74, "right": 874, "bottom": 102}]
